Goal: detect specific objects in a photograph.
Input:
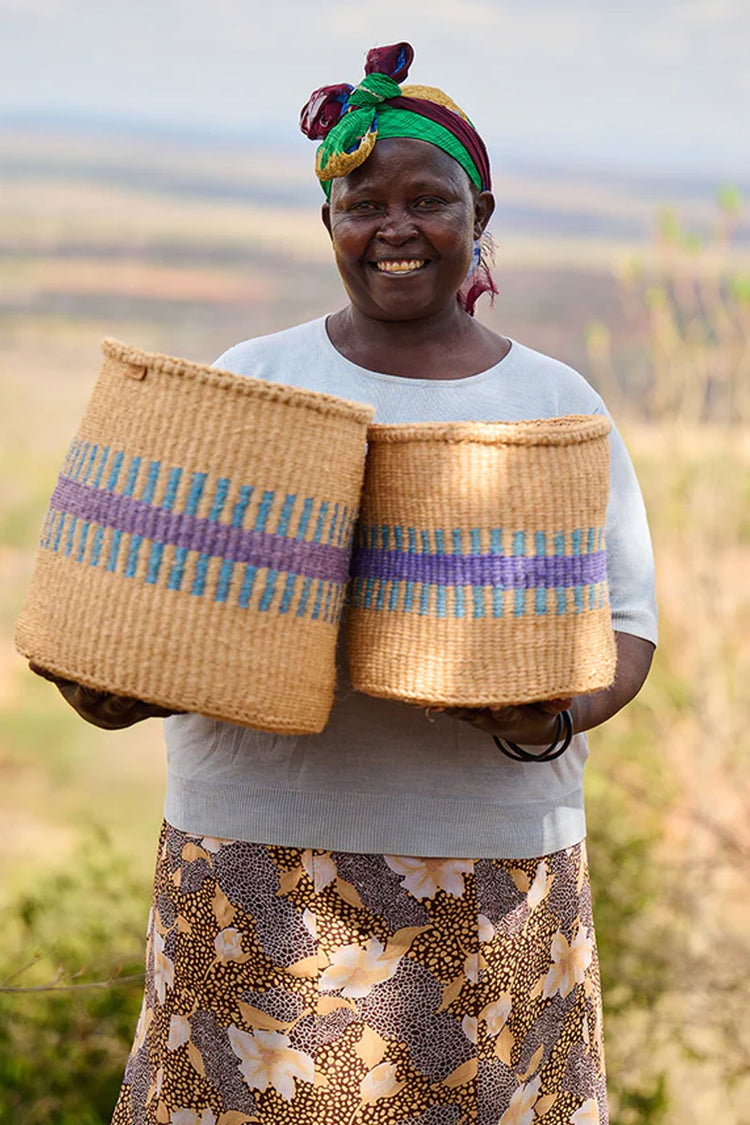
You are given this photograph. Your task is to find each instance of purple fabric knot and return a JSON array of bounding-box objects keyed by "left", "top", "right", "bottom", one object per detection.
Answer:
[
  {"left": 364, "top": 42, "right": 414, "bottom": 83},
  {"left": 300, "top": 83, "right": 353, "bottom": 140}
]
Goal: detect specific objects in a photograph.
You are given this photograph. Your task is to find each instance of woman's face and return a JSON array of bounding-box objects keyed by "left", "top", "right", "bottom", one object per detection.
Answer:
[{"left": 322, "top": 137, "right": 494, "bottom": 323}]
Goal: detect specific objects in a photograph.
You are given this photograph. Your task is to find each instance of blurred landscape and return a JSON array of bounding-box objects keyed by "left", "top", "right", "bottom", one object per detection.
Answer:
[{"left": 1, "top": 121, "right": 749, "bottom": 1124}]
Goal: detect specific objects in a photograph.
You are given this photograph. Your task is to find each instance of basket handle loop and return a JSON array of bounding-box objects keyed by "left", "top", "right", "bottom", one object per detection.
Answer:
[{"left": 122, "top": 361, "right": 148, "bottom": 381}]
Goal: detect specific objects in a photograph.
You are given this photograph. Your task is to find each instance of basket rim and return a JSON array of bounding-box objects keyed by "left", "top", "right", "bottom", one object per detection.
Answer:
[
  {"left": 101, "top": 338, "right": 375, "bottom": 425},
  {"left": 366, "top": 415, "right": 612, "bottom": 446}
]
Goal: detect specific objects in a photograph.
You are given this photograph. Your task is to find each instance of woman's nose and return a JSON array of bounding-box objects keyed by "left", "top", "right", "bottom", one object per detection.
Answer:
[{"left": 376, "top": 207, "right": 418, "bottom": 243}]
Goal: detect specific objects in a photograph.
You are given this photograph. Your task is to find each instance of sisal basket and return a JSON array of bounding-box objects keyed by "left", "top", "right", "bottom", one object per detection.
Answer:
[
  {"left": 347, "top": 416, "right": 617, "bottom": 708},
  {"left": 16, "top": 339, "right": 374, "bottom": 733}
]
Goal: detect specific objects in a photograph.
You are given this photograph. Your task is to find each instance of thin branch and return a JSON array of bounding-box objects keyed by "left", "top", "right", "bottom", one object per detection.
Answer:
[
  {"left": 1, "top": 973, "right": 145, "bottom": 994},
  {"left": 611, "top": 775, "right": 750, "bottom": 864},
  {"left": 0, "top": 953, "right": 44, "bottom": 988}
]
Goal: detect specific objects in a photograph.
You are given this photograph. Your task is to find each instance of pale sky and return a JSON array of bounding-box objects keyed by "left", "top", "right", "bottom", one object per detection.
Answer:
[{"left": 1, "top": 0, "right": 747, "bottom": 178}]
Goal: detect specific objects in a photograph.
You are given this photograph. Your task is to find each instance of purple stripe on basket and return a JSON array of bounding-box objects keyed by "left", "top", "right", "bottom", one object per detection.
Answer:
[
  {"left": 349, "top": 545, "right": 607, "bottom": 588},
  {"left": 50, "top": 475, "right": 348, "bottom": 583}
]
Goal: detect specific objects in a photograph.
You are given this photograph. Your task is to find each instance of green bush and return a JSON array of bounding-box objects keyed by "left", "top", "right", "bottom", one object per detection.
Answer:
[{"left": 0, "top": 827, "right": 150, "bottom": 1124}]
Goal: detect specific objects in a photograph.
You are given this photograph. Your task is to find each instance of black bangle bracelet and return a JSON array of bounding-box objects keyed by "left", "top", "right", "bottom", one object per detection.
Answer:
[{"left": 493, "top": 709, "right": 574, "bottom": 763}]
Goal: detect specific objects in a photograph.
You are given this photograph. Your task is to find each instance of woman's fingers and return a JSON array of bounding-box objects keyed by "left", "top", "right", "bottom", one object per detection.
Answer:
[
  {"left": 29, "top": 662, "right": 181, "bottom": 728},
  {"left": 443, "top": 702, "right": 562, "bottom": 746}
]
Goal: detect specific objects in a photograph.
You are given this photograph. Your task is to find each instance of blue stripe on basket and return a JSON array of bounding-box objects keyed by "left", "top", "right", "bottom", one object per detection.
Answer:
[
  {"left": 419, "top": 529, "right": 432, "bottom": 616},
  {"left": 258, "top": 494, "right": 296, "bottom": 612},
  {"left": 106, "top": 455, "right": 142, "bottom": 574},
  {"left": 278, "top": 571, "right": 297, "bottom": 615},
  {"left": 70, "top": 440, "right": 87, "bottom": 481},
  {"left": 298, "top": 501, "right": 328, "bottom": 619},
  {"left": 125, "top": 461, "right": 161, "bottom": 579},
  {"left": 535, "top": 531, "right": 547, "bottom": 616},
  {"left": 470, "top": 529, "right": 484, "bottom": 619},
  {"left": 240, "top": 490, "right": 274, "bottom": 610},
  {"left": 92, "top": 445, "right": 110, "bottom": 489},
  {"left": 146, "top": 466, "right": 183, "bottom": 586},
  {"left": 513, "top": 531, "right": 526, "bottom": 618},
  {"left": 62, "top": 442, "right": 89, "bottom": 556},
  {"left": 434, "top": 530, "right": 447, "bottom": 619},
  {"left": 254, "top": 491, "right": 274, "bottom": 532},
  {"left": 75, "top": 445, "right": 104, "bottom": 562},
  {"left": 554, "top": 531, "right": 566, "bottom": 615},
  {"left": 215, "top": 484, "right": 253, "bottom": 603},
  {"left": 389, "top": 526, "right": 403, "bottom": 612},
  {"left": 490, "top": 528, "right": 504, "bottom": 618},
  {"left": 167, "top": 472, "right": 206, "bottom": 591},
  {"left": 90, "top": 449, "right": 123, "bottom": 567},
  {"left": 191, "top": 477, "right": 230, "bottom": 597},
  {"left": 452, "top": 529, "right": 465, "bottom": 619},
  {"left": 274, "top": 496, "right": 298, "bottom": 615},
  {"left": 572, "top": 529, "right": 583, "bottom": 614},
  {"left": 237, "top": 563, "right": 257, "bottom": 609}
]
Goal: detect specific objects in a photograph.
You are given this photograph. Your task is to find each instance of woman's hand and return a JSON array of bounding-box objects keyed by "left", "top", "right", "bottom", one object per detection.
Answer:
[
  {"left": 29, "top": 663, "right": 182, "bottom": 730},
  {"left": 444, "top": 697, "right": 572, "bottom": 746}
]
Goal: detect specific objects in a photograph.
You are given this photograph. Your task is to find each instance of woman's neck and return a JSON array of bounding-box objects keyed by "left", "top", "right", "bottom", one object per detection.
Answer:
[{"left": 326, "top": 304, "right": 510, "bottom": 380}]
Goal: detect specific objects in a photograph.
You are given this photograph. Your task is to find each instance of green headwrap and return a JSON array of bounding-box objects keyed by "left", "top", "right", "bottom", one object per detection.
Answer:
[{"left": 299, "top": 43, "right": 491, "bottom": 199}]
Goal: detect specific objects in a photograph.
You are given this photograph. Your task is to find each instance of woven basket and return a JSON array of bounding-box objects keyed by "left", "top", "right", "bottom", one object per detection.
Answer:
[
  {"left": 347, "top": 416, "right": 616, "bottom": 708},
  {"left": 16, "top": 339, "right": 374, "bottom": 733}
]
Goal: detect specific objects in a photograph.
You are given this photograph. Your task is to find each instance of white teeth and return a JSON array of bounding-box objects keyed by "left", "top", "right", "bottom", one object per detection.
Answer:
[{"left": 375, "top": 259, "right": 426, "bottom": 273}]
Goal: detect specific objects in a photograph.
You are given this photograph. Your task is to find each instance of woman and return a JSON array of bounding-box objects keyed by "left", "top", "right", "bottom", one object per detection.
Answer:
[{"left": 43, "top": 43, "right": 656, "bottom": 1125}]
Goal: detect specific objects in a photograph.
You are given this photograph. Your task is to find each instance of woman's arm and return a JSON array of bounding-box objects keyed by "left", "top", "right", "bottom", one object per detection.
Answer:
[
  {"left": 29, "top": 663, "right": 182, "bottom": 730},
  {"left": 447, "top": 630, "right": 655, "bottom": 746},
  {"left": 568, "top": 631, "right": 654, "bottom": 736}
]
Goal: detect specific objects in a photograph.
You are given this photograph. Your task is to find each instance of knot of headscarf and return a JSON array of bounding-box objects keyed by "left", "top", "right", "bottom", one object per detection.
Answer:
[
  {"left": 299, "top": 41, "right": 491, "bottom": 198},
  {"left": 347, "top": 72, "right": 402, "bottom": 109}
]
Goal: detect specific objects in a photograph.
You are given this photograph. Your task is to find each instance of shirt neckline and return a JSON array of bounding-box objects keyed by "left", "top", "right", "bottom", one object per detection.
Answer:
[{"left": 319, "top": 315, "right": 518, "bottom": 388}]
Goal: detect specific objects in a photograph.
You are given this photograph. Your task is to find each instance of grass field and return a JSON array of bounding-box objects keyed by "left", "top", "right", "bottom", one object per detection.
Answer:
[{"left": 1, "top": 125, "right": 748, "bottom": 1124}]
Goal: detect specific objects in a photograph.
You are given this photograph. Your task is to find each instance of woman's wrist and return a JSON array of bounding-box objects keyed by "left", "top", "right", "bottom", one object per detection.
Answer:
[{"left": 494, "top": 709, "right": 574, "bottom": 762}]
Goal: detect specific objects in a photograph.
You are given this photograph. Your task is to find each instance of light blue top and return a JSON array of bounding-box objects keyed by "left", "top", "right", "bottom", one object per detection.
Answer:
[{"left": 163, "top": 317, "right": 657, "bottom": 859}]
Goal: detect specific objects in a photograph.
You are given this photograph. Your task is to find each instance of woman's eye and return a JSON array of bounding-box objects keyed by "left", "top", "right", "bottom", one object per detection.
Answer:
[
  {"left": 415, "top": 197, "right": 444, "bottom": 209},
  {"left": 349, "top": 201, "right": 378, "bottom": 213}
]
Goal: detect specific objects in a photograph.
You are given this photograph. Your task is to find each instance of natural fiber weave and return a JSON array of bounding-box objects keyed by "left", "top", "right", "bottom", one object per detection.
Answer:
[
  {"left": 15, "top": 339, "right": 374, "bottom": 733},
  {"left": 347, "top": 416, "right": 617, "bottom": 708}
]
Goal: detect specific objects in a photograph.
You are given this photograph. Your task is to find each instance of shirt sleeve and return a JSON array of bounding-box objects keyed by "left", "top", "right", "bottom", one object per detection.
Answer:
[{"left": 601, "top": 411, "right": 658, "bottom": 645}]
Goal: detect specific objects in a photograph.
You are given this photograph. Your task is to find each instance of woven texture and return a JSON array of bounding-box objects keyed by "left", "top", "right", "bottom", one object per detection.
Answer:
[
  {"left": 347, "top": 417, "right": 617, "bottom": 708},
  {"left": 15, "top": 339, "right": 374, "bottom": 733}
]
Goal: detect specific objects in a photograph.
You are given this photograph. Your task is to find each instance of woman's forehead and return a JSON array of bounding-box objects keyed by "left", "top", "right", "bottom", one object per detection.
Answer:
[{"left": 333, "top": 138, "right": 470, "bottom": 195}]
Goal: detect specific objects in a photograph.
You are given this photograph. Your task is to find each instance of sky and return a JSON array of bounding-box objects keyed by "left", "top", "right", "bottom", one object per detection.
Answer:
[{"left": 1, "top": 0, "right": 747, "bottom": 179}]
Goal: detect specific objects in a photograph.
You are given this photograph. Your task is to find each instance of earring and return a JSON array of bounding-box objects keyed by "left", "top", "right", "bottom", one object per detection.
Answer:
[{"left": 464, "top": 238, "right": 482, "bottom": 283}]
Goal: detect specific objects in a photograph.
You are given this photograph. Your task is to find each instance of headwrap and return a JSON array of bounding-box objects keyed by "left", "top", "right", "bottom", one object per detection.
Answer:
[
  {"left": 299, "top": 42, "right": 492, "bottom": 199},
  {"left": 299, "top": 43, "right": 497, "bottom": 316}
]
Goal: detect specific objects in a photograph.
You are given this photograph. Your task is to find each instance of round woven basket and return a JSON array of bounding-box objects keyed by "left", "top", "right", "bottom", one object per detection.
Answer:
[
  {"left": 16, "top": 339, "right": 374, "bottom": 733},
  {"left": 347, "top": 416, "right": 616, "bottom": 708}
]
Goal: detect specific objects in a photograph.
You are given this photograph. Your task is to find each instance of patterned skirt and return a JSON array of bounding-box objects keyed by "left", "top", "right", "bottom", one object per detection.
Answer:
[{"left": 112, "top": 822, "right": 607, "bottom": 1125}]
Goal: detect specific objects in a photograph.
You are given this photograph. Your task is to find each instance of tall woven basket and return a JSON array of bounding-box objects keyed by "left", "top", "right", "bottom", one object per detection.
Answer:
[
  {"left": 15, "top": 340, "right": 374, "bottom": 733},
  {"left": 347, "top": 416, "right": 616, "bottom": 709}
]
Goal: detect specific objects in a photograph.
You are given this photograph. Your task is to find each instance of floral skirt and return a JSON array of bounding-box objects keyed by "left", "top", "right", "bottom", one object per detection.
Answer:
[{"left": 112, "top": 821, "right": 607, "bottom": 1125}]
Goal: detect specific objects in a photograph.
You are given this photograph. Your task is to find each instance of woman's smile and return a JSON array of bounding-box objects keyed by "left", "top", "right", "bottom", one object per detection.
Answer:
[{"left": 371, "top": 258, "right": 431, "bottom": 275}]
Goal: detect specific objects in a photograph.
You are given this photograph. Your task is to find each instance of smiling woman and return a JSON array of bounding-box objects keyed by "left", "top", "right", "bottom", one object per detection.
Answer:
[{"left": 36, "top": 39, "right": 657, "bottom": 1125}]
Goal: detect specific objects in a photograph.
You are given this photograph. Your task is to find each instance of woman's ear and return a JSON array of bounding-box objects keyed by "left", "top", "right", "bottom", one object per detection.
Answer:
[
  {"left": 321, "top": 202, "right": 333, "bottom": 240},
  {"left": 473, "top": 191, "right": 495, "bottom": 239}
]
